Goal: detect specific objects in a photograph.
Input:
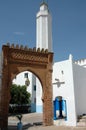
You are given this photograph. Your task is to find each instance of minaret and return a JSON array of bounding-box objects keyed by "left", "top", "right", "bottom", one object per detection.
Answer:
[{"left": 36, "top": 1, "right": 52, "bottom": 52}]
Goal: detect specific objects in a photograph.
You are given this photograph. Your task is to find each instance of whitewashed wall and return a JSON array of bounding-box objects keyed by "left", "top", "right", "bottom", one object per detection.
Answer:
[
  {"left": 13, "top": 71, "right": 36, "bottom": 112},
  {"left": 13, "top": 71, "right": 32, "bottom": 93},
  {"left": 73, "top": 63, "right": 86, "bottom": 116},
  {"left": 53, "top": 56, "right": 77, "bottom": 126},
  {"left": 36, "top": 78, "right": 42, "bottom": 113}
]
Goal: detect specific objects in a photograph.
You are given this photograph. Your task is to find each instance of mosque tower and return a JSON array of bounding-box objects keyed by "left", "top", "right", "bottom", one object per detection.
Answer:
[
  {"left": 36, "top": 1, "right": 53, "bottom": 52},
  {"left": 34, "top": 1, "right": 53, "bottom": 113}
]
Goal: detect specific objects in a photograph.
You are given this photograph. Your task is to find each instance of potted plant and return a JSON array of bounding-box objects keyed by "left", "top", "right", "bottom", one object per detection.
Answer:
[{"left": 16, "top": 114, "right": 23, "bottom": 130}]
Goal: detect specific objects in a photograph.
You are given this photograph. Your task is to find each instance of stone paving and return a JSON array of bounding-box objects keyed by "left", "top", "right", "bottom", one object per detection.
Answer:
[
  {"left": 27, "top": 126, "right": 86, "bottom": 130},
  {"left": 8, "top": 125, "right": 86, "bottom": 130},
  {"left": 8, "top": 113, "right": 86, "bottom": 130}
]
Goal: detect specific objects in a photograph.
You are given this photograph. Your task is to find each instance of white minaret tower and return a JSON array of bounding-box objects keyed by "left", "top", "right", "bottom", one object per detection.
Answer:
[{"left": 36, "top": 1, "right": 52, "bottom": 52}]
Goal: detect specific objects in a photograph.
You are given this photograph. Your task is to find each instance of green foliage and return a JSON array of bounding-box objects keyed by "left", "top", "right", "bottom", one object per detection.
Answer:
[{"left": 10, "top": 84, "right": 31, "bottom": 105}]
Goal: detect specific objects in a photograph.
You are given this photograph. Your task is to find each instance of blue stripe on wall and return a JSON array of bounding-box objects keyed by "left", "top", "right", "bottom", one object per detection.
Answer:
[
  {"left": 36, "top": 105, "right": 43, "bottom": 113},
  {"left": 31, "top": 103, "right": 36, "bottom": 112}
]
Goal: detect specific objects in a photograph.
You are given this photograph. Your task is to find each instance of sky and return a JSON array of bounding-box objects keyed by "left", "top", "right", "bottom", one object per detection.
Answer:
[{"left": 0, "top": 0, "right": 86, "bottom": 62}]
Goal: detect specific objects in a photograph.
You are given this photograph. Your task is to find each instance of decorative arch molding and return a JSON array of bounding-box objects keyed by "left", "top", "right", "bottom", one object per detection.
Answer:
[{"left": 0, "top": 43, "right": 53, "bottom": 129}]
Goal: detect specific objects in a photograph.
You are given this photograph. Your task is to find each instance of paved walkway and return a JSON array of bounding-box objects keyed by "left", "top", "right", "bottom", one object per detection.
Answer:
[
  {"left": 28, "top": 126, "right": 86, "bottom": 130},
  {"left": 8, "top": 125, "right": 86, "bottom": 130},
  {"left": 8, "top": 113, "right": 86, "bottom": 130}
]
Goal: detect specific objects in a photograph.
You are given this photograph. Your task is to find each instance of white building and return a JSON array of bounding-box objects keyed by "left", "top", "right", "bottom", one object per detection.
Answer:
[
  {"left": 13, "top": 71, "right": 36, "bottom": 113},
  {"left": 1, "top": 1, "right": 86, "bottom": 127},
  {"left": 53, "top": 55, "right": 86, "bottom": 126}
]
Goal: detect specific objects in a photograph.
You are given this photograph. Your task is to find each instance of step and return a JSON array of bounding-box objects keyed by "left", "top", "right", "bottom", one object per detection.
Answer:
[
  {"left": 54, "top": 119, "right": 66, "bottom": 126},
  {"left": 77, "top": 121, "right": 86, "bottom": 127}
]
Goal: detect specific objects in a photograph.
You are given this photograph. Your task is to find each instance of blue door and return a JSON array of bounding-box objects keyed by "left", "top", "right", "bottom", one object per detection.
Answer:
[
  {"left": 55, "top": 98, "right": 60, "bottom": 119},
  {"left": 62, "top": 100, "right": 67, "bottom": 120},
  {"left": 53, "top": 97, "right": 67, "bottom": 120},
  {"left": 53, "top": 100, "right": 56, "bottom": 120}
]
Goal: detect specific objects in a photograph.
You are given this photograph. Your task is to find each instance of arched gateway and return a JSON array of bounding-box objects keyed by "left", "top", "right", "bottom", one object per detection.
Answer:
[{"left": 0, "top": 43, "right": 53, "bottom": 129}]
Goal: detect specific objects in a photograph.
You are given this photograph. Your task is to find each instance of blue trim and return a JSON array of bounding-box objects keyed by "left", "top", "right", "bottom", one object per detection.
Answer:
[
  {"left": 53, "top": 101, "right": 57, "bottom": 120},
  {"left": 56, "top": 98, "right": 59, "bottom": 110},
  {"left": 31, "top": 103, "right": 36, "bottom": 112},
  {"left": 64, "top": 100, "right": 67, "bottom": 121},
  {"left": 36, "top": 105, "right": 43, "bottom": 113},
  {"left": 62, "top": 100, "right": 67, "bottom": 121}
]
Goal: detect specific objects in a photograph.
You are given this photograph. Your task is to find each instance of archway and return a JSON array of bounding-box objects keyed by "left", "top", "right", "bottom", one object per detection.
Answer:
[
  {"left": 12, "top": 70, "right": 43, "bottom": 113},
  {"left": 8, "top": 71, "right": 43, "bottom": 125},
  {"left": 0, "top": 43, "right": 53, "bottom": 129}
]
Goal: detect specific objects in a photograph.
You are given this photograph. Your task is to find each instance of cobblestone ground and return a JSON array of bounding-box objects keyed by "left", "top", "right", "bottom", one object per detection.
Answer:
[{"left": 8, "top": 113, "right": 86, "bottom": 130}]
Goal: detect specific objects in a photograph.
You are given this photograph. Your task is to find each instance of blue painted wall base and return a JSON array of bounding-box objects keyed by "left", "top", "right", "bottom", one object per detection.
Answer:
[{"left": 36, "top": 105, "right": 43, "bottom": 113}]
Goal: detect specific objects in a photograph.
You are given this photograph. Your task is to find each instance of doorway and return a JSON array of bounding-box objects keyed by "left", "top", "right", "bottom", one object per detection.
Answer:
[{"left": 53, "top": 96, "right": 67, "bottom": 120}]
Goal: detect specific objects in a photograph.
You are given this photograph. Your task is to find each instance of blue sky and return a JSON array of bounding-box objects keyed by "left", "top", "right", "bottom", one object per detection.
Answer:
[{"left": 0, "top": 0, "right": 86, "bottom": 62}]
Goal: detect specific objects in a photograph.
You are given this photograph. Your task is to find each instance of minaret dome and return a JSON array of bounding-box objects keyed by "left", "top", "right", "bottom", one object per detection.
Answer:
[{"left": 40, "top": 1, "right": 48, "bottom": 11}]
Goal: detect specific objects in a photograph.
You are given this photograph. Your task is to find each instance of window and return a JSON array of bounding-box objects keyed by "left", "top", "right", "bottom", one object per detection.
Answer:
[
  {"left": 33, "top": 85, "right": 36, "bottom": 91},
  {"left": 24, "top": 73, "right": 28, "bottom": 78},
  {"left": 15, "top": 76, "right": 16, "bottom": 80}
]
